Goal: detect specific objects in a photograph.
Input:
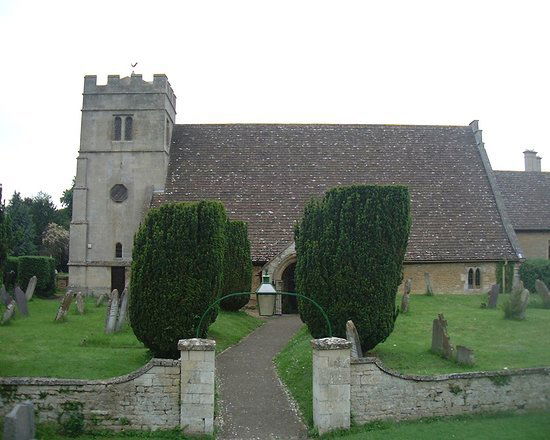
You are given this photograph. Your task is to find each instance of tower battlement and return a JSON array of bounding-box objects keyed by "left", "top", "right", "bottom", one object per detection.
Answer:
[{"left": 84, "top": 73, "right": 176, "bottom": 110}]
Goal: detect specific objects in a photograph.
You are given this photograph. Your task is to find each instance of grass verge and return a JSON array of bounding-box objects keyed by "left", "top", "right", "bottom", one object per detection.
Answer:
[{"left": 0, "top": 297, "right": 262, "bottom": 379}]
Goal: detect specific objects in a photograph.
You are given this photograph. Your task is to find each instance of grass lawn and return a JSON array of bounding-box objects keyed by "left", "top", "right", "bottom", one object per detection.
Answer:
[
  {"left": 275, "top": 293, "right": 550, "bottom": 432},
  {"left": 0, "top": 296, "right": 263, "bottom": 379}
]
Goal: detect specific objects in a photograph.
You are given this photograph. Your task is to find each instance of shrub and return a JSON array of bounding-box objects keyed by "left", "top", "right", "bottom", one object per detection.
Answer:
[
  {"left": 220, "top": 221, "right": 253, "bottom": 311},
  {"left": 495, "top": 261, "right": 515, "bottom": 294},
  {"left": 503, "top": 281, "right": 529, "bottom": 320},
  {"left": 519, "top": 259, "right": 550, "bottom": 293},
  {"left": 3, "top": 256, "right": 19, "bottom": 289},
  {"left": 129, "top": 201, "right": 227, "bottom": 358},
  {"left": 295, "top": 184, "right": 411, "bottom": 352},
  {"left": 16, "top": 256, "right": 56, "bottom": 296}
]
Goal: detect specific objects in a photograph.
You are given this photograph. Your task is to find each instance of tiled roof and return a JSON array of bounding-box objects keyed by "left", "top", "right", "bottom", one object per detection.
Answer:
[
  {"left": 152, "top": 124, "right": 519, "bottom": 263},
  {"left": 494, "top": 171, "right": 550, "bottom": 231}
]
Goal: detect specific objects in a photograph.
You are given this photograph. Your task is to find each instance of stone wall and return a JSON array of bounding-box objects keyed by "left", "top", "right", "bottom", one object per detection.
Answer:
[
  {"left": 0, "top": 359, "right": 180, "bottom": 431},
  {"left": 351, "top": 358, "right": 550, "bottom": 424},
  {"left": 401, "top": 262, "right": 498, "bottom": 294},
  {"left": 516, "top": 231, "right": 550, "bottom": 260}
]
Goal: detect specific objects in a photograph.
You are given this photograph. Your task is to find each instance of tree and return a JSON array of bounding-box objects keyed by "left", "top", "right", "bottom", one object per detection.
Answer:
[
  {"left": 220, "top": 221, "right": 253, "bottom": 311},
  {"left": 6, "top": 192, "right": 37, "bottom": 256},
  {"left": 0, "top": 189, "right": 8, "bottom": 277},
  {"left": 25, "top": 192, "right": 57, "bottom": 249},
  {"left": 295, "top": 185, "right": 411, "bottom": 352},
  {"left": 57, "top": 178, "right": 75, "bottom": 229},
  {"left": 129, "top": 201, "right": 227, "bottom": 358},
  {"left": 42, "top": 222, "right": 70, "bottom": 272}
]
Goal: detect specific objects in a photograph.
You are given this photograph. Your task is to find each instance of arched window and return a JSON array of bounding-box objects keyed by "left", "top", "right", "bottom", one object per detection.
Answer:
[
  {"left": 114, "top": 116, "right": 122, "bottom": 140},
  {"left": 467, "top": 268, "right": 474, "bottom": 289},
  {"left": 115, "top": 242, "right": 123, "bottom": 258},
  {"left": 124, "top": 116, "right": 133, "bottom": 140},
  {"left": 475, "top": 268, "right": 481, "bottom": 288}
]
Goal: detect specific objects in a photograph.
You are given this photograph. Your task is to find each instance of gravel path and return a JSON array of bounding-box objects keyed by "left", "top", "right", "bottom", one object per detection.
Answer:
[{"left": 216, "top": 314, "right": 308, "bottom": 439}]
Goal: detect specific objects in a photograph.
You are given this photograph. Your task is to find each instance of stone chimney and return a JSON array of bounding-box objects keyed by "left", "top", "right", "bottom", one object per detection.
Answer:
[{"left": 524, "top": 149, "right": 542, "bottom": 172}]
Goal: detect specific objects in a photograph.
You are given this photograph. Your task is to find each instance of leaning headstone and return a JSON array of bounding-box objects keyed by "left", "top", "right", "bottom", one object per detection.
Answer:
[
  {"left": 105, "top": 289, "right": 118, "bottom": 327},
  {"left": 431, "top": 314, "right": 453, "bottom": 359},
  {"left": 535, "top": 279, "right": 550, "bottom": 308},
  {"left": 55, "top": 291, "right": 74, "bottom": 321},
  {"left": 1, "top": 284, "right": 10, "bottom": 306},
  {"left": 24, "top": 276, "right": 37, "bottom": 301},
  {"left": 456, "top": 345, "right": 475, "bottom": 366},
  {"left": 518, "top": 288, "right": 529, "bottom": 320},
  {"left": 115, "top": 287, "right": 129, "bottom": 332},
  {"left": 96, "top": 292, "right": 108, "bottom": 307},
  {"left": 105, "top": 289, "right": 120, "bottom": 334},
  {"left": 1, "top": 300, "right": 16, "bottom": 325},
  {"left": 75, "top": 292, "right": 85, "bottom": 314},
  {"left": 3, "top": 401, "right": 35, "bottom": 440},
  {"left": 346, "top": 320, "right": 363, "bottom": 358},
  {"left": 14, "top": 286, "right": 29, "bottom": 317},
  {"left": 487, "top": 284, "right": 500, "bottom": 309},
  {"left": 424, "top": 272, "right": 435, "bottom": 296},
  {"left": 401, "top": 278, "right": 411, "bottom": 313}
]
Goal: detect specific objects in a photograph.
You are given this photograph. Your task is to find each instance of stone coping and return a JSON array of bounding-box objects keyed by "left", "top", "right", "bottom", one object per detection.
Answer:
[
  {"left": 351, "top": 356, "right": 550, "bottom": 382},
  {"left": 0, "top": 358, "right": 179, "bottom": 386},
  {"left": 178, "top": 338, "right": 216, "bottom": 351},
  {"left": 311, "top": 337, "right": 352, "bottom": 350}
]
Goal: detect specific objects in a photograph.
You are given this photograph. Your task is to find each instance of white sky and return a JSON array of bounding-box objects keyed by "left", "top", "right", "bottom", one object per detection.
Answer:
[{"left": 1, "top": 0, "right": 548, "bottom": 207}]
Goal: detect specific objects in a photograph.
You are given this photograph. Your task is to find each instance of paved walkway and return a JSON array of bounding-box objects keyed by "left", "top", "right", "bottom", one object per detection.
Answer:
[{"left": 217, "top": 314, "right": 308, "bottom": 440}]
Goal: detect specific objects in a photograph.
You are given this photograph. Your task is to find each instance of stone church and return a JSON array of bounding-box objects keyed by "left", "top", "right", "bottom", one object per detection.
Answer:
[{"left": 68, "top": 73, "right": 544, "bottom": 298}]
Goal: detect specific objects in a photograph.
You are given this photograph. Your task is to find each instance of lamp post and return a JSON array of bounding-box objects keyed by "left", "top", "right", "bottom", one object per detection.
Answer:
[{"left": 256, "top": 272, "right": 277, "bottom": 316}]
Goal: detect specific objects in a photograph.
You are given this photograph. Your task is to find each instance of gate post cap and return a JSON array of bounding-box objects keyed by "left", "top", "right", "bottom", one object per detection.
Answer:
[{"left": 178, "top": 338, "right": 216, "bottom": 351}]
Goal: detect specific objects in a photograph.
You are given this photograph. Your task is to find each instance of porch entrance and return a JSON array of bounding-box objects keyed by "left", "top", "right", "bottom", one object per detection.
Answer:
[{"left": 111, "top": 266, "right": 125, "bottom": 293}]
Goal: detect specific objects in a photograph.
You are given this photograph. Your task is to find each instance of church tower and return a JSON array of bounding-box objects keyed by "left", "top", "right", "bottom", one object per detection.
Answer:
[{"left": 69, "top": 74, "right": 176, "bottom": 294}]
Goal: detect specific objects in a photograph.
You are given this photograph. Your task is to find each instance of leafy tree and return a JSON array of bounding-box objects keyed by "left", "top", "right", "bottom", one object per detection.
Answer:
[
  {"left": 25, "top": 192, "right": 57, "bottom": 248},
  {"left": 42, "top": 222, "right": 70, "bottom": 272},
  {"left": 220, "top": 221, "right": 253, "bottom": 311},
  {"left": 0, "top": 190, "right": 8, "bottom": 279},
  {"left": 295, "top": 185, "right": 411, "bottom": 352},
  {"left": 130, "top": 201, "right": 227, "bottom": 358},
  {"left": 6, "top": 192, "right": 37, "bottom": 256},
  {"left": 57, "top": 178, "right": 75, "bottom": 228}
]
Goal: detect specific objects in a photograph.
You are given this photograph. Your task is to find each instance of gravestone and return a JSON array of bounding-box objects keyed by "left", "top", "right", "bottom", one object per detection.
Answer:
[
  {"left": 14, "top": 287, "right": 29, "bottom": 317},
  {"left": 487, "top": 284, "right": 500, "bottom": 309},
  {"left": 1, "top": 300, "right": 16, "bottom": 325},
  {"left": 346, "top": 320, "right": 363, "bottom": 358},
  {"left": 3, "top": 401, "right": 35, "bottom": 440},
  {"left": 96, "top": 292, "right": 108, "bottom": 307},
  {"left": 75, "top": 292, "right": 85, "bottom": 314},
  {"left": 535, "top": 279, "right": 550, "bottom": 308},
  {"left": 424, "top": 272, "right": 435, "bottom": 296},
  {"left": 401, "top": 278, "right": 411, "bottom": 313},
  {"left": 105, "top": 289, "right": 117, "bottom": 327},
  {"left": 115, "top": 286, "right": 129, "bottom": 332},
  {"left": 518, "top": 288, "right": 529, "bottom": 320},
  {"left": 1, "top": 284, "right": 10, "bottom": 306},
  {"left": 456, "top": 345, "right": 475, "bottom": 366},
  {"left": 24, "top": 276, "right": 37, "bottom": 301},
  {"left": 105, "top": 290, "right": 120, "bottom": 334},
  {"left": 431, "top": 314, "right": 453, "bottom": 359},
  {"left": 55, "top": 291, "right": 74, "bottom": 321}
]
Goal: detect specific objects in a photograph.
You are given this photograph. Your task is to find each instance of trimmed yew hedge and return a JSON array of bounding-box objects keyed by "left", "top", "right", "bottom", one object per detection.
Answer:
[
  {"left": 220, "top": 221, "right": 253, "bottom": 311},
  {"left": 129, "top": 201, "right": 227, "bottom": 358},
  {"left": 519, "top": 259, "right": 550, "bottom": 293},
  {"left": 4, "top": 256, "right": 19, "bottom": 289},
  {"left": 16, "top": 256, "right": 56, "bottom": 296},
  {"left": 295, "top": 185, "right": 411, "bottom": 352}
]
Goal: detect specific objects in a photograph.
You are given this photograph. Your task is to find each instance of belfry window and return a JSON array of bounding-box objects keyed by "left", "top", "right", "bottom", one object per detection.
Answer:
[
  {"left": 114, "top": 117, "right": 122, "bottom": 140},
  {"left": 124, "top": 116, "right": 133, "bottom": 140},
  {"left": 115, "top": 242, "right": 123, "bottom": 258}
]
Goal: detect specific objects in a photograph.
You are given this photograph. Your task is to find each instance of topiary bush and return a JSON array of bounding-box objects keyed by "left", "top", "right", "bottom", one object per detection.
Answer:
[
  {"left": 16, "top": 256, "right": 56, "bottom": 296},
  {"left": 129, "top": 201, "right": 227, "bottom": 359},
  {"left": 220, "top": 221, "right": 253, "bottom": 311},
  {"left": 519, "top": 259, "right": 550, "bottom": 293},
  {"left": 295, "top": 184, "right": 411, "bottom": 352}
]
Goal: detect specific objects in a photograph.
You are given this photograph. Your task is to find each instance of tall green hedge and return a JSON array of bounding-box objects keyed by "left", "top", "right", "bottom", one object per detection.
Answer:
[
  {"left": 16, "top": 256, "right": 56, "bottom": 296},
  {"left": 4, "top": 256, "right": 19, "bottom": 289},
  {"left": 295, "top": 185, "right": 411, "bottom": 352},
  {"left": 519, "top": 259, "right": 550, "bottom": 293},
  {"left": 220, "top": 221, "right": 252, "bottom": 311},
  {"left": 495, "top": 261, "right": 515, "bottom": 293},
  {"left": 129, "top": 201, "right": 227, "bottom": 358}
]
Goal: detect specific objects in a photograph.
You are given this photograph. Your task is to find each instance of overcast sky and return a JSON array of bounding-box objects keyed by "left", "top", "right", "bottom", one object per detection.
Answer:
[{"left": 1, "top": 0, "right": 548, "bottom": 207}]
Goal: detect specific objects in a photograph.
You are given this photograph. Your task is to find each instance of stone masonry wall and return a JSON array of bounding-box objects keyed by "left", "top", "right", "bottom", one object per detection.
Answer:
[
  {"left": 351, "top": 358, "right": 550, "bottom": 424},
  {"left": 516, "top": 231, "right": 550, "bottom": 260},
  {"left": 0, "top": 359, "right": 180, "bottom": 431},
  {"left": 401, "top": 262, "right": 498, "bottom": 294}
]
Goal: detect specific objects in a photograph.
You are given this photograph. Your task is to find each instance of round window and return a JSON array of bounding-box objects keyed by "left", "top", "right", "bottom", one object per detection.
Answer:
[{"left": 110, "top": 184, "right": 128, "bottom": 203}]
